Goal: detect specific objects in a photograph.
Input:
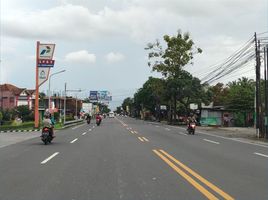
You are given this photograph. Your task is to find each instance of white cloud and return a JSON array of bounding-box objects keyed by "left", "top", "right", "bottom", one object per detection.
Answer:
[
  {"left": 105, "top": 52, "right": 125, "bottom": 63},
  {"left": 64, "top": 50, "right": 96, "bottom": 64},
  {"left": 1, "top": 4, "right": 176, "bottom": 43}
]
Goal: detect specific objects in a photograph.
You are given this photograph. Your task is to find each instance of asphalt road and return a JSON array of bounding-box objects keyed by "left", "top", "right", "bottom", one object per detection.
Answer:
[{"left": 0, "top": 116, "right": 267, "bottom": 200}]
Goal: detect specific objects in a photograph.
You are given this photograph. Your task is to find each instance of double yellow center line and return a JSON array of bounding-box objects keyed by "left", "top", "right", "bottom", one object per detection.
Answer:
[{"left": 153, "top": 149, "right": 234, "bottom": 200}]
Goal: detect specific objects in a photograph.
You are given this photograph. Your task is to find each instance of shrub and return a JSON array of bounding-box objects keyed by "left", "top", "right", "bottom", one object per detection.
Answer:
[{"left": 54, "top": 112, "right": 60, "bottom": 122}]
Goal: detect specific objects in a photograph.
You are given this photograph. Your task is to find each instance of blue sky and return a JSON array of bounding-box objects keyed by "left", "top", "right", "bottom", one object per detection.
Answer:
[{"left": 1, "top": 0, "right": 267, "bottom": 109}]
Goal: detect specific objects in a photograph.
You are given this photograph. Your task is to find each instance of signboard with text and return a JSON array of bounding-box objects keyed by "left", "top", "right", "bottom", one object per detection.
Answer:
[
  {"left": 89, "top": 90, "right": 112, "bottom": 102},
  {"left": 90, "top": 91, "right": 99, "bottom": 102}
]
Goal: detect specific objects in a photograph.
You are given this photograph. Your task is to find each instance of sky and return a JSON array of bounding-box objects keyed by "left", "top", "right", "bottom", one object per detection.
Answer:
[{"left": 0, "top": 0, "right": 267, "bottom": 109}]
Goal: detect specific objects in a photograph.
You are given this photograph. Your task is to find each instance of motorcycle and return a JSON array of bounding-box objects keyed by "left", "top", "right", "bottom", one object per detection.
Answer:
[
  {"left": 187, "top": 122, "right": 196, "bottom": 135},
  {"left": 96, "top": 118, "right": 101, "bottom": 126},
  {"left": 87, "top": 118, "right": 91, "bottom": 124},
  {"left": 41, "top": 127, "right": 53, "bottom": 145}
]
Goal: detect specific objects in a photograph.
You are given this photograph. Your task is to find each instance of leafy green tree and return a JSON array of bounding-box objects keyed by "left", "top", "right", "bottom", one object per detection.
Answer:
[
  {"left": 16, "top": 105, "right": 33, "bottom": 122},
  {"left": 209, "top": 83, "right": 229, "bottom": 106},
  {"left": 225, "top": 77, "right": 255, "bottom": 111},
  {"left": 94, "top": 102, "right": 110, "bottom": 114},
  {"left": 2, "top": 109, "right": 16, "bottom": 121},
  {"left": 122, "top": 97, "right": 134, "bottom": 114},
  {"left": 165, "top": 71, "right": 210, "bottom": 115},
  {"left": 134, "top": 77, "right": 166, "bottom": 115},
  {"left": 145, "top": 30, "right": 203, "bottom": 122},
  {"left": 145, "top": 30, "right": 202, "bottom": 77},
  {"left": 115, "top": 106, "right": 122, "bottom": 114},
  {"left": 0, "top": 111, "right": 3, "bottom": 122}
]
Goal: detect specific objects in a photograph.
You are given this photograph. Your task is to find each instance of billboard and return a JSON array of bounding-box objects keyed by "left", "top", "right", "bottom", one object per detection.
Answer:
[
  {"left": 90, "top": 91, "right": 98, "bottom": 101},
  {"left": 89, "top": 90, "right": 112, "bottom": 102}
]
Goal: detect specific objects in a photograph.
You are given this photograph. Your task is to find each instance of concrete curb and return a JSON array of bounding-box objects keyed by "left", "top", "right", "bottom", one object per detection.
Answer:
[
  {"left": 0, "top": 121, "right": 85, "bottom": 133},
  {"left": 0, "top": 129, "right": 40, "bottom": 133}
]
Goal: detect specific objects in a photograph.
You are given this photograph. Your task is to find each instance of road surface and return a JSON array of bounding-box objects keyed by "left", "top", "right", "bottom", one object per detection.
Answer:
[{"left": 0, "top": 117, "right": 267, "bottom": 200}]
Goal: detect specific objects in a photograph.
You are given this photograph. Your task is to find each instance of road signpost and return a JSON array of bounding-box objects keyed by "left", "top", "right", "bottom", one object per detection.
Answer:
[{"left": 34, "top": 42, "right": 56, "bottom": 128}]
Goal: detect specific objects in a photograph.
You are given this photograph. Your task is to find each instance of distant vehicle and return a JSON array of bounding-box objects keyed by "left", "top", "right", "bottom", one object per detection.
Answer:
[
  {"left": 41, "top": 127, "right": 53, "bottom": 145},
  {"left": 187, "top": 122, "right": 196, "bottom": 135},
  {"left": 109, "top": 112, "right": 115, "bottom": 118}
]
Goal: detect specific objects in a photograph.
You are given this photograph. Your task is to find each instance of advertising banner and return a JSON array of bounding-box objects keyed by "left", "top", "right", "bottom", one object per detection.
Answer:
[
  {"left": 90, "top": 91, "right": 98, "bottom": 101},
  {"left": 89, "top": 90, "right": 112, "bottom": 102}
]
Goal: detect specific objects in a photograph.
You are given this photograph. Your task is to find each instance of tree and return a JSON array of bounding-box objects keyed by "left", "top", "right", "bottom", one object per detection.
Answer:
[
  {"left": 94, "top": 102, "right": 110, "bottom": 114},
  {"left": 165, "top": 71, "right": 211, "bottom": 115},
  {"left": 145, "top": 30, "right": 203, "bottom": 122},
  {"left": 122, "top": 97, "right": 134, "bottom": 115},
  {"left": 209, "top": 83, "right": 229, "bottom": 106},
  {"left": 133, "top": 77, "right": 166, "bottom": 120},
  {"left": 115, "top": 106, "right": 122, "bottom": 114},
  {"left": 15, "top": 105, "right": 33, "bottom": 122},
  {"left": 145, "top": 30, "right": 202, "bottom": 77},
  {"left": 225, "top": 77, "right": 255, "bottom": 111},
  {"left": 0, "top": 111, "right": 3, "bottom": 123}
]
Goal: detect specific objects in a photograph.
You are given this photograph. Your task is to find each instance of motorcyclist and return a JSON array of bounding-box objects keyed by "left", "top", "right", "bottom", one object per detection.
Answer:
[
  {"left": 96, "top": 113, "right": 102, "bottom": 124},
  {"left": 43, "top": 110, "right": 55, "bottom": 137},
  {"left": 186, "top": 113, "right": 196, "bottom": 130},
  {"left": 86, "top": 113, "right": 91, "bottom": 124}
]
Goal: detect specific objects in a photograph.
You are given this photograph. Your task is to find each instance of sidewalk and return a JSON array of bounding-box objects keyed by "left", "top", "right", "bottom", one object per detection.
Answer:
[
  {"left": 196, "top": 126, "right": 268, "bottom": 145},
  {"left": 0, "top": 131, "right": 40, "bottom": 148},
  {"left": 157, "top": 120, "right": 268, "bottom": 144}
]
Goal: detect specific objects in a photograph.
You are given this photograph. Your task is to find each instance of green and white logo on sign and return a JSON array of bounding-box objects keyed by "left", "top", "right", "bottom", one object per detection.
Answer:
[{"left": 38, "top": 44, "right": 55, "bottom": 60}]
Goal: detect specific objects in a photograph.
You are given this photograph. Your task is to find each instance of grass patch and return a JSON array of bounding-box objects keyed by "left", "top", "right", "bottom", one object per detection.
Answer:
[{"left": 0, "top": 121, "right": 35, "bottom": 131}]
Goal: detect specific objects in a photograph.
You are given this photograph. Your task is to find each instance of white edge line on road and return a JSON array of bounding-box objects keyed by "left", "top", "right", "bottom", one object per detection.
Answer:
[
  {"left": 142, "top": 137, "right": 149, "bottom": 142},
  {"left": 171, "top": 126, "right": 268, "bottom": 148},
  {"left": 70, "top": 138, "right": 78, "bottom": 143},
  {"left": 254, "top": 152, "right": 268, "bottom": 158},
  {"left": 165, "top": 128, "right": 170, "bottom": 131},
  {"left": 41, "top": 152, "right": 59, "bottom": 164},
  {"left": 82, "top": 132, "right": 87, "bottom": 135},
  {"left": 203, "top": 139, "right": 220, "bottom": 145},
  {"left": 89, "top": 129, "right": 92, "bottom": 131},
  {"left": 178, "top": 132, "right": 188, "bottom": 136},
  {"left": 72, "top": 123, "right": 84, "bottom": 130}
]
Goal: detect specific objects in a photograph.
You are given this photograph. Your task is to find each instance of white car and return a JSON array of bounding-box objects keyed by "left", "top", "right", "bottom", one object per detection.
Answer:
[{"left": 109, "top": 112, "right": 115, "bottom": 118}]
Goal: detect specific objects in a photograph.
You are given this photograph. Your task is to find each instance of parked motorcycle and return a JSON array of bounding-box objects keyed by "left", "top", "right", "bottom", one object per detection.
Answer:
[
  {"left": 187, "top": 123, "right": 196, "bottom": 135},
  {"left": 41, "top": 127, "right": 53, "bottom": 145}
]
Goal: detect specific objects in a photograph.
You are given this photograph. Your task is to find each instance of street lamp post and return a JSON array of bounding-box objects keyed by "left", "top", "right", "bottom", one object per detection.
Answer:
[
  {"left": 48, "top": 70, "right": 66, "bottom": 110},
  {"left": 63, "top": 82, "right": 82, "bottom": 124}
]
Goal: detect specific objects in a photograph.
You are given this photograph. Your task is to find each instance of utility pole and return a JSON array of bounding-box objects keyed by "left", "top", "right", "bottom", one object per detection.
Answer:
[
  {"left": 64, "top": 83, "right": 67, "bottom": 125},
  {"left": 266, "top": 45, "right": 268, "bottom": 139},
  {"left": 264, "top": 47, "right": 267, "bottom": 138},
  {"left": 254, "top": 33, "right": 261, "bottom": 138},
  {"left": 63, "top": 83, "right": 81, "bottom": 124}
]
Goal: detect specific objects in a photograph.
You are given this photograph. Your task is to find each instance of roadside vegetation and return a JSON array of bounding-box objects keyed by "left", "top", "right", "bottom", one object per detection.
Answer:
[{"left": 119, "top": 30, "right": 258, "bottom": 127}]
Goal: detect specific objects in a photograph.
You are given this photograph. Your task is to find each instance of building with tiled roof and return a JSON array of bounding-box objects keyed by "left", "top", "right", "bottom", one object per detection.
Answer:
[{"left": 0, "top": 84, "right": 35, "bottom": 110}]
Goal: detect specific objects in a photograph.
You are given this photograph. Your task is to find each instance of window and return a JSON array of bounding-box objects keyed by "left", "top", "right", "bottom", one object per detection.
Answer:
[{"left": 10, "top": 97, "right": 15, "bottom": 104}]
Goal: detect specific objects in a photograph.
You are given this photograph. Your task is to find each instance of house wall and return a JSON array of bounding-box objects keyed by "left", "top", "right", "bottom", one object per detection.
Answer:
[
  {"left": 0, "top": 90, "right": 17, "bottom": 110},
  {"left": 200, "top": 110, "right": 222, "bottom": 126}
]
